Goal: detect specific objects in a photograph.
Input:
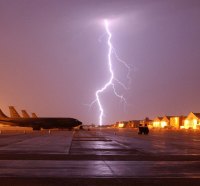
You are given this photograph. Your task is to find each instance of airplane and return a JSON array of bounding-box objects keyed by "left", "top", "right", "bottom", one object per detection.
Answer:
[
  {"left": 0, "top": 106, "right": 82, "bottom": 130},
  {"left": 31, "top": 113, "right": 38, "bottom": 118},
  {"left": 21, "top": 109, "right": 30, "bottom": 118}
]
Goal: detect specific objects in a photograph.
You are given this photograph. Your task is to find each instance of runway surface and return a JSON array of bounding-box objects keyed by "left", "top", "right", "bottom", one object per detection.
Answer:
[{"left": 0, "top": 128, "right": 199, "bottom": 185}]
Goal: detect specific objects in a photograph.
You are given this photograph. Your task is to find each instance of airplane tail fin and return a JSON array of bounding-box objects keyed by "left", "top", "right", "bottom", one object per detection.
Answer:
[
  {"left": 32, "top": 113, "right": 38, "bottom": 118},
  {"left": 9, "top": 106, "right": 21, "bottom": 118},
  {"left": 21, "top": 110, "right": 30, "bottom": 118},
  {"left": 0, "top": 109, "right": 8, "bottom": 118}
]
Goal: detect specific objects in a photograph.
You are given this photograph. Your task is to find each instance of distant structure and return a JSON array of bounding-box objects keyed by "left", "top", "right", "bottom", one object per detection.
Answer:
[
  {"left": 112, "top": 112, "right": 200, "bottom": 130},
  {"left": 140, "top": 117, "right": 153, "bottom": 127},
  {"left": 184, "top": 112, "right": 200, "bottom": 129},
  {"left": 115, "top": 120, "right": 140, "bottom": 128},
  {"left": 170, "top": 116, "right": 186, "bottom": 129},
  {"left": 152, "top": 117, "right": 163, "bottom": 128},
  {"left": 151, "top": 114, "right": 200, "bottom": 130}
]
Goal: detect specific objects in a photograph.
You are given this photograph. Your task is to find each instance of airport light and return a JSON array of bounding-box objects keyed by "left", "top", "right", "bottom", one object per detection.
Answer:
[
  {"left": 118, "top": 123, "right": 124, "bottom": 128},
  {"left": 193, "top": 119, "right": 197, "bottom": 129},
  {"left": 161, "top": 121, "right": 167, "bottom": 128},
  {"left": 153, "top": 121, "right": 160, "bottom": 128}
]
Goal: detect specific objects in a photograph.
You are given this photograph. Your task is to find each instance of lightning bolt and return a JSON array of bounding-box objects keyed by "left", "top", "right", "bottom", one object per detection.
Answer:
[{"left": 91, "top": 19, "right": 131, "bottom": 126}]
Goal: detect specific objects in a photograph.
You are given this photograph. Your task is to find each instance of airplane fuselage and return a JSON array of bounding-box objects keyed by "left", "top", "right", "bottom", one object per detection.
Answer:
[{"left": 0, "top": 117, "right": 82, "bottom": 130}]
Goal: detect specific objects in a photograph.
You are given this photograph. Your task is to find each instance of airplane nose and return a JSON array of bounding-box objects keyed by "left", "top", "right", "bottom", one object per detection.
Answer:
[{"left": 76, "top": 119, "right": 82, "bottom": 125}]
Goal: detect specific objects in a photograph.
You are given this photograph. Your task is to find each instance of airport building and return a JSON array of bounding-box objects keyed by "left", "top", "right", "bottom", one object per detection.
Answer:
[
  {"left": 152, "top": 117, "right": 163, "bottom": 128},
  {"left": 115, "top": 120, "right": 140, "bottom": 128},
  {"left": 151, "top": 113, "right": 200, "bottom": 130},
  {"left": 170, "top": 116, "right": 186, "bottom": 129},
  {"left": 152, "top": 116, "right": 186, "bottom": 129},
  {"left": 183, "top": 112, "right": 200, "bottom": 129},
  {"left": 115, "top": 113, "right": 200, "bottom": 130}
]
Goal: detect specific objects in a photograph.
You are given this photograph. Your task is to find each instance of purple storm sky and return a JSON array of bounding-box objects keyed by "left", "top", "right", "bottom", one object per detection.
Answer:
[{"left": 0, "top": 0, "right": 200, "bottom": 125}]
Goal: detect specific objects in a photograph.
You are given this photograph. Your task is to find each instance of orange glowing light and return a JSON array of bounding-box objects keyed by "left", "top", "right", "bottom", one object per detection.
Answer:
[{"left": 118, "top": 123, "right": 124, "bottom": 128}]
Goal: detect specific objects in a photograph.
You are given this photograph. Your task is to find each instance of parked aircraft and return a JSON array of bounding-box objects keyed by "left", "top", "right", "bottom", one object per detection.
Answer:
[
  {"left": 9, "top": 106, "right": 20, "bottom": 118},
  {"left": 0, "top": 106, "right": 82, "bottom": 130},
  {"left": 32, "top": 113, "right": 38, "bottom": 118},
  {"left": 21, "top": 110, "right": 30, "bottom": 118}
]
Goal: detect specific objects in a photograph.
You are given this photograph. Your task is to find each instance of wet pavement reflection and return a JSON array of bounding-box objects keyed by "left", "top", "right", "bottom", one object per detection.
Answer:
[{"left": 0, "top": 129, "right": 199, "bottom": 185}]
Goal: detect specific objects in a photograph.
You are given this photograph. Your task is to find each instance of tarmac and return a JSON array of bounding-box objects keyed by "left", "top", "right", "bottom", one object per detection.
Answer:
[{"left": 0, "top": 128, "right": 199, "bottom": 185}]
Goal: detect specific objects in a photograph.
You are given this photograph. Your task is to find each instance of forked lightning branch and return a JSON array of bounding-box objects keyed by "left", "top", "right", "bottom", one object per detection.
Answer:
[{"left": 91, "top": 19, "right": 131, "bottom": 126}]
